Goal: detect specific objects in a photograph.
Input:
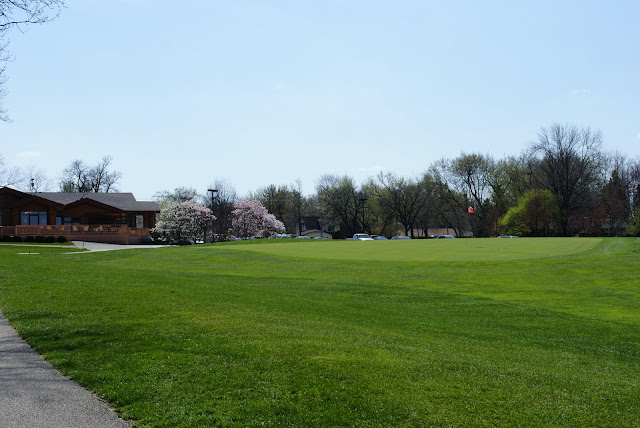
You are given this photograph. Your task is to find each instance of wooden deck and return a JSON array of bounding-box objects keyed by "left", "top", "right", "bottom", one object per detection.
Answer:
[{"left": 0, "top": 225, "right": 151, "bottom": 245}]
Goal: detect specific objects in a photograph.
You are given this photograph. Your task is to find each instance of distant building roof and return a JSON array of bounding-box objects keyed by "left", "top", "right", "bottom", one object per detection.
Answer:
[{"left": 301, "top": 216, "right": 321, "bottom": 231}]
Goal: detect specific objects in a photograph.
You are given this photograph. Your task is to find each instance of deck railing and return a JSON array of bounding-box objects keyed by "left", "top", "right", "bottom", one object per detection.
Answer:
[{"left": 0, "top": 225, "right": 150, "bottom": 244}]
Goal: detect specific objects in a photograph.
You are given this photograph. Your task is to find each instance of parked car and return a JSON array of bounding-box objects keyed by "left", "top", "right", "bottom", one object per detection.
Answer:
[
  {"left": 433, "top": 235, "right": 456, "bottom": 239},
  {"left": 352, "top": 233, "right": 374, "bottom": 241},
  {"left": 270, "top": 234, "right": 292, "bottom": 239},
  {"left": 373, "top": 235, "right": 388, "bottom": 240},
  {"left": 295, "top": 235, "right": 311, "bottom": 239},
  {"left": 140, "top": 237, "right": 155, "bottom": 244},
  {"left": 391, "top": 236, "right": 411, "bottom": 240},
  {"left": 497, "top": 235, "right": 519, "bottom": 238},
  {"left": 314, "top": 236, "right": 330, "bottom": 239}
]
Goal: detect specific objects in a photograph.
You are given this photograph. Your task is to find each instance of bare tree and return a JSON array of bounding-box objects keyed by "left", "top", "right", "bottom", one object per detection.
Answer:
[
  {"left": 599, "top": 153, "right": 638, "bottom": 236},
  {"left": 532, "top": 123, "right": 606, "bottom": 236},
  {"left": 0, "top": 153, "right": 21, "bottom": 186},
  {"left": 60, "top": 156, "right": 122, "bottom": 192},
  {"left": 291, "top": 179, "right": 304, "bottom": 235},
  {"left": 19, "top": 164, "right": 51, "bottom": 192},
  {"left": 316, "top": 175, "right": 362, "bottom": 237},
  {"left": 375, "top": 171, "right": 428, "bottom": 238},
  {"left": 204, "top": 178, "right": 237, "bottom": 240},
  {"left": 448, "top": 153, "right": 494, "bottom": 237},
  {"left": 0, "top": 48, "right": 7, "bottom": 121},
  {"left": 0, "top": 0, "right": 64, "bottom": 121},
  {"left": 632, "top": 159, "right": 640, "bottom": 208},
  {"left": 427, "top": 161, "right": 468, "bottom": 237},
  {"left": 88, "top": 156, "right": 121, "bottom": 192},
  {"left": 60, "top": 159, "right": 88, "bottom": 192}
]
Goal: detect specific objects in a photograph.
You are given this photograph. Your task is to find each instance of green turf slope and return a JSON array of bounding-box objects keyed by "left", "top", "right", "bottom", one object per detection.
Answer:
[{"left": 0, "top": 238, "right": 638, "bottom": 427}]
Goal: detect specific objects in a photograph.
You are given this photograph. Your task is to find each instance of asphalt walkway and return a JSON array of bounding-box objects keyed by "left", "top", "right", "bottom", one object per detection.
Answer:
[
  {"left": 71, "top": 241, "right": 166, "bottom": 251},
  {"left": 0, "top": 241, "right": 166, "bottom": 252},
  {"left": 0, "top": 241, "right": 153, "bottom": 426},
  {"left": 0, "top": 312, "right": 131, "bottom": 427}
]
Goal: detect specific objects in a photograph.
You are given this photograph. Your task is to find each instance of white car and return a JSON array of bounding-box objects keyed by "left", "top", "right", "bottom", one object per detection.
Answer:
[
  {"left": 352, "top": 233, "right": 374, "bottom": 241},
  {"left": 270, "top": 234, "right": 292, "bottom": 239}
]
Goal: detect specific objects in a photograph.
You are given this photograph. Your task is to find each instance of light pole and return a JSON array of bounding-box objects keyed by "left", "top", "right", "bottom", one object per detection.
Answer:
[
  {"left": 359, "top": 195, "right": 368, "bottom": 233},
  {"left": 208, "top": 189, "right": 218, "bottom": 242}
]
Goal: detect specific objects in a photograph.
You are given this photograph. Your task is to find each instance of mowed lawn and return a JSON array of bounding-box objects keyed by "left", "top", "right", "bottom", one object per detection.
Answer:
[{"left": 0, "top": 238, "right": 638, "bottom": 427}]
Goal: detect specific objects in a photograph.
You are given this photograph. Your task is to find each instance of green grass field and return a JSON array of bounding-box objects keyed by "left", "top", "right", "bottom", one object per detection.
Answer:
[{"left": 0, "top": 238, "right": 638, "bottom": 427}]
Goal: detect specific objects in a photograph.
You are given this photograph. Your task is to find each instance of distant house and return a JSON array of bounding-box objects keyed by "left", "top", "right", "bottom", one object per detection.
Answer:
[
  {"left": 299, "top": 216, "right": 332, "bottom": 239},
  {"left": 0, "top": 187, "right": 160, "bottom": 244}
]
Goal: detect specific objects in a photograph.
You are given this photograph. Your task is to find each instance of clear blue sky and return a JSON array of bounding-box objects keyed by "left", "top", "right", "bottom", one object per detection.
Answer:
[{"left": 3, "top": 0, "right": 639, "bottom": 200}]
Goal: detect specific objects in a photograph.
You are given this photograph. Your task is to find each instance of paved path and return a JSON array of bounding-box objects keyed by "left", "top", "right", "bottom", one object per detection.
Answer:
[
  {"left": 0, "top": 312, "right": 131, "bottom": 427},
  {"left": 0, "top": 241, "right": 161, "bottom": 426},
  {"left": 1, "top": 242, "right": 166, "bottom": 252},
  {"left": 72, "top": 241, "right": 166, "bottom": 251}
]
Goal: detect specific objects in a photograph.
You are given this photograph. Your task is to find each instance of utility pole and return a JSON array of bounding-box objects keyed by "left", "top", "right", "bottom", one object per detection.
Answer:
[{"left": 207, "top": 188, "right": 218, "bottom": 242}]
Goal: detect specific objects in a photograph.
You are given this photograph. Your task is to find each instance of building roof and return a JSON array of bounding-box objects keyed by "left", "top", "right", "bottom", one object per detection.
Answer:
[
  {"left": 301, "top": 216, "right": 321, "bottom": 231},
  {"left": 35, "top": 192, "right": 160, "bottom": 212}
]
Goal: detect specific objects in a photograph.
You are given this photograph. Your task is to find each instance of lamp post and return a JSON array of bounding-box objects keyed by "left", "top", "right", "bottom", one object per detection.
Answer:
[
  {"left": 359, "top": 195, "right": 368, "bottom": 233},
  {"left": 208, "top": 189, "right": 218, "bottom": 242}
]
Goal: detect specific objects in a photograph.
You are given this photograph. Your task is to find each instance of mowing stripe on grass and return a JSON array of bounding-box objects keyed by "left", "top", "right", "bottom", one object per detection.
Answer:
[{"left": 223, "top": 237, "right": 602, "bottom": 262}]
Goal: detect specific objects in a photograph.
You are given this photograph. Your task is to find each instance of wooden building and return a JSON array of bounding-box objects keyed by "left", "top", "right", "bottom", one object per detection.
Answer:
[{"left": 0, "top": 187, "right": 160, "bottom": 244}]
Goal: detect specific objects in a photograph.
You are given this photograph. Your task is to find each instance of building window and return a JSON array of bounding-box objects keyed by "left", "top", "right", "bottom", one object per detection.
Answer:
[
  {"left": 56, "top": 216, "right": 80, "bottom": 225},
  {"left": 88, "top": 216, "right": 128, "bottom": 225},
  {"left": 20, "top": 211, "right": 48, "bottom": 225}
]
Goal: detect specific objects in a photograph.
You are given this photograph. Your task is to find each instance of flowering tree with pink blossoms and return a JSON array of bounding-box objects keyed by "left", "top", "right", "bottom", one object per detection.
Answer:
[
  {"left": 231, "top": 199, "right": 285, "bottom": 239},
  {"left": 153, "top": 200, "right": 215, "bottom": 242}
]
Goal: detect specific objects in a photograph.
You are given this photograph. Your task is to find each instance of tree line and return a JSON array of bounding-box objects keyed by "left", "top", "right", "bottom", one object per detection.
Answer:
[
  {"left": 3, "top": 123, "right": 640, "bottom": 238},
  {"left": 318, "top": 123, "right": 639, "bottom": 238},
  {"left": 151, "top": 123, "right": 640, "bottom": 239},
  {"left": 0, "top": 155, "right": 121, "bottom": 193}
]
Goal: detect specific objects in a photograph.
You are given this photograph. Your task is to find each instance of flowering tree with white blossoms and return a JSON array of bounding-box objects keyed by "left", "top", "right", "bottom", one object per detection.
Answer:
[
  {"left": 153, "top": 200, "right": 215, "bottom": 242},
  {"left": 231, "top": 199, "right": 285, "bottom": 239}
]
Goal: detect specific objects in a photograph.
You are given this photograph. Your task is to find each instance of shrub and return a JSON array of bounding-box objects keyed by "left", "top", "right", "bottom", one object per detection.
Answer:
[
  {"left": 24, "top": 236, "right": 36, "bottom": 243},
  {"left": 34, "top": 235, "right": 45, "bottom": 243},
  {"left": 45, "top": 236, "right": 56, "bottom": 243},
  {"left": 11, "top": 235, "right": 23, "bottom": 242},
  {"left": 498, "top": 189, "right": 557, "bottom": 237},
  {"left": 1, "top": 235, "right": 11, "bottom": 242},
  {"left": 625, "top": 206, "right": 640, "bottom": 237},
  {"left": 56, "top": 236, "right": 68, "bottom": 243}
]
